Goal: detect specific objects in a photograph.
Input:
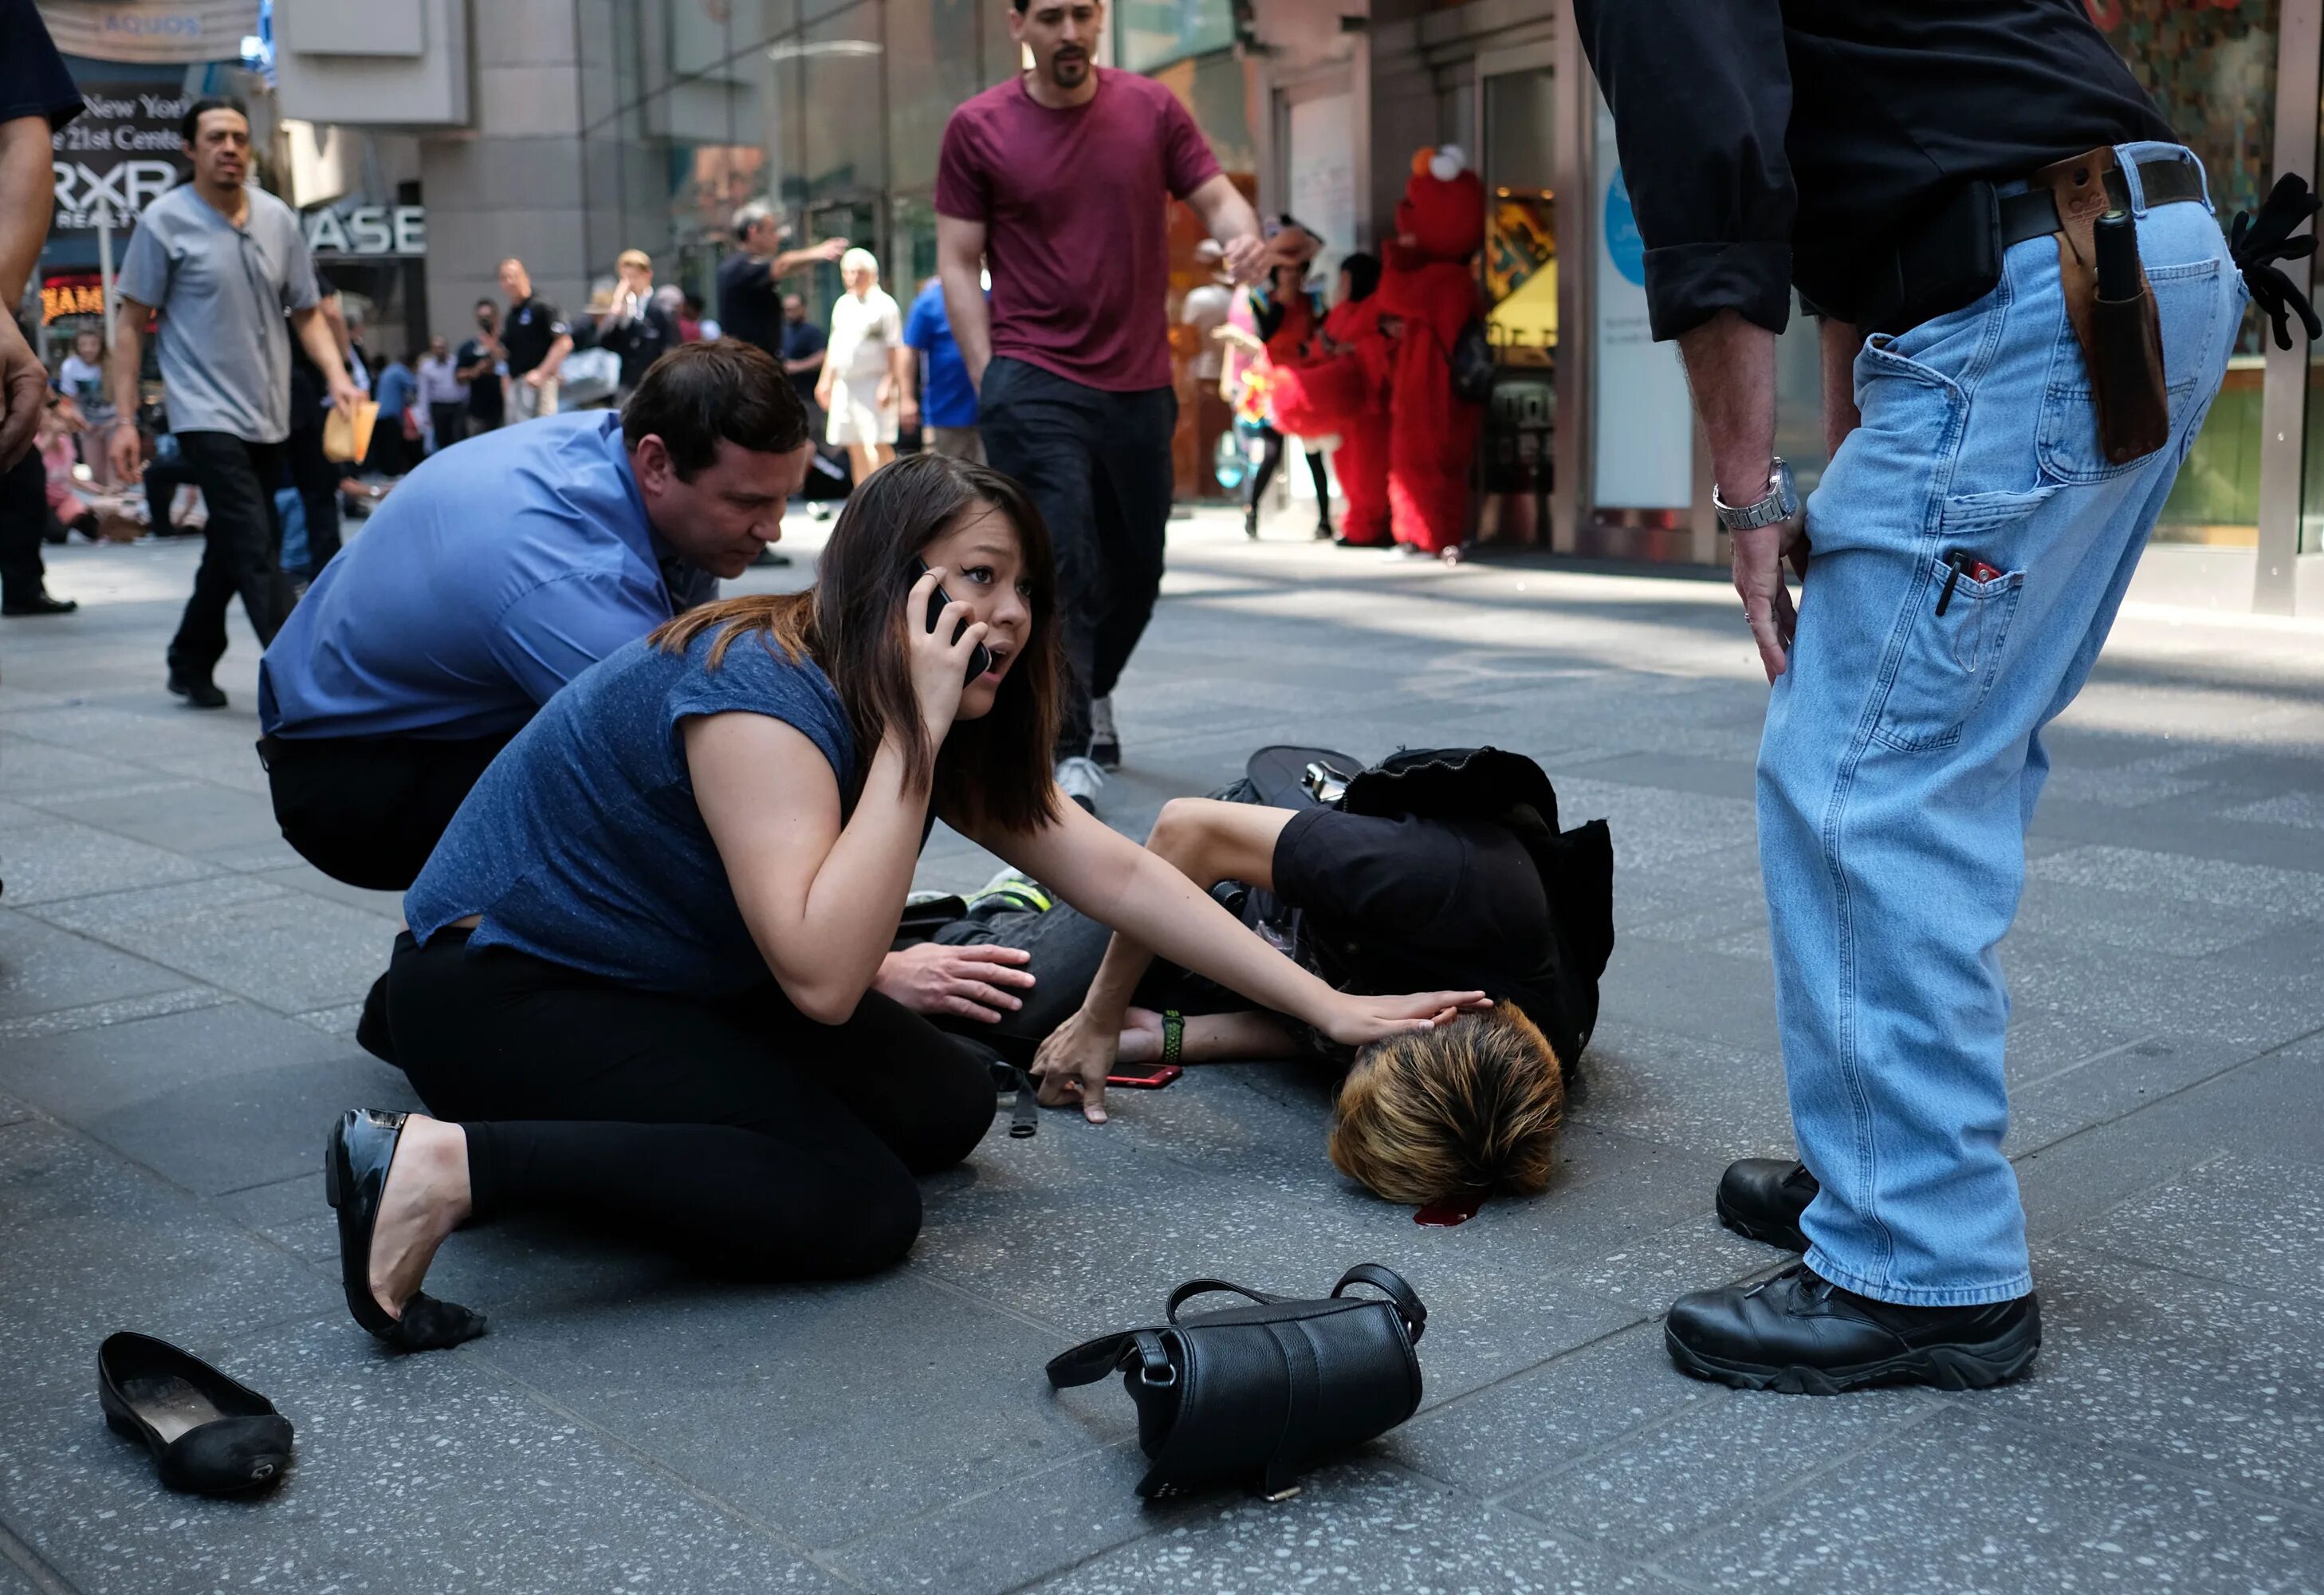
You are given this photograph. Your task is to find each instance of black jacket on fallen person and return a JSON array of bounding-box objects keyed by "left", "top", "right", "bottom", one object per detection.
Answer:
[{"left": 1573, "top": 0, "right": 2174, "bottom": 337}]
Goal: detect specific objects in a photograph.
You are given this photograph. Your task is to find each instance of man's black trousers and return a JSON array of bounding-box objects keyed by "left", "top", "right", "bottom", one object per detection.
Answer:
[
  {"left": 261, "top": 727, "right": 517, "bottom": 891},
  {"left": 283, "top": 419, "right": 341, "bottom": 577},
  {"left": 976, "top": 356, "right": 1176, "bottom": 755},
  {"left": 0, "top": 447, "right": 50, "bottom": 607},
  {"left": 168, "top": 431, "right": 290, "bottom": 681}
]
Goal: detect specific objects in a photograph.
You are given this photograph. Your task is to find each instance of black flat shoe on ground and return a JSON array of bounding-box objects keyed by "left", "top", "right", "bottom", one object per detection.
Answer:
[
  {"left": 324, "top": 1109, "right": 486, "bottom": 1352},
  {"left": 1716, "top": 1157, "right": 1819, "bottom": 1252},
  {"left": 98, "top": 1332, "right": 291, "bottom": 1495},
  {"left": 1665, "top": 1263, "right": 2041, "bottom": 1395}
]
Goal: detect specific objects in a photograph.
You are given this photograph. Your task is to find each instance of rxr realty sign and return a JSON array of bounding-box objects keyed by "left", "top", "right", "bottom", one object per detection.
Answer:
[
  {"left": 49, "top": 85, "right": 192, "bottom": 231},
  {"left": 303, "top": 204, "right": 427, "bottom": 258}
]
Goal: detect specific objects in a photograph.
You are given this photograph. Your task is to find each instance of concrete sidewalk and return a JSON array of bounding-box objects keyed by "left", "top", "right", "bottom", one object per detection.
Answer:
[{"left": 2, "top": 512, "right": 2319, "bottom": 1593}]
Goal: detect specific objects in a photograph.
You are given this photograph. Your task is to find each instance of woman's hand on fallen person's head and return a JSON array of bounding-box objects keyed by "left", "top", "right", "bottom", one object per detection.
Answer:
[
  {"left": 1032, "top": 1006, "right": 1119, "bottom": 1125},
  {"left": 1319, "top": 990, "right": 1492, "bottom": 1050}
]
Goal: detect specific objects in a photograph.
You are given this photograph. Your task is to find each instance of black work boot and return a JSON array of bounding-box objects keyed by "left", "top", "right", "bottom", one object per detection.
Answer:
[
  {"left": 1716, "top": 1158, "right": 1819, "bottom": 1252},
  {"left": 1665, "top": 1264, "right": 2041, "bottom": 1395}
]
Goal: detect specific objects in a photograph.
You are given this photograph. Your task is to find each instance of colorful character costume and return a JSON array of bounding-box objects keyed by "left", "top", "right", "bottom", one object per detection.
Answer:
[
  {"left": 1377, "top": 147, "right": 1485, "bottom": 554},
  {"left": 1268, "top": 292, "right": 1394, "bottom": 545}
]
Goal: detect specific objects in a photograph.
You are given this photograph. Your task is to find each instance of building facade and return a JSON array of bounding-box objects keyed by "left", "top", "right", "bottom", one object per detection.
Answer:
[{"left": 54, "top": 0, "right": 2321, "bottom": 613}]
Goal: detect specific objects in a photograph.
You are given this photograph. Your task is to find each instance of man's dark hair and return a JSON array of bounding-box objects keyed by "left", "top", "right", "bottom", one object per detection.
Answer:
[
  {"left": 474, "top": 297, "right": 496, "bottom": 313},
  {"left": 1340, "top": 251, "right": 1382, "bottom": 303},
  {"left": 622, "top": 339, "right": 809, "bottom": 478},
  {"left": 179, "top": 96, "right": 250, "bottom": 144}
]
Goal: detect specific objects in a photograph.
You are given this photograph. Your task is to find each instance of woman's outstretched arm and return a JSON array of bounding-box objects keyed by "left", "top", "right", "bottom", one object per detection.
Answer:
[{"left": 967, "top": 798, "right": 1483, "bottom": 1120}]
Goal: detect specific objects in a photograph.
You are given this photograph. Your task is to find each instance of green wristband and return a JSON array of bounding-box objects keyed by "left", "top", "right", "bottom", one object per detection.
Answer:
[{"left": 1161, "top": 1010, "right": 1184, "bottom": 1067}]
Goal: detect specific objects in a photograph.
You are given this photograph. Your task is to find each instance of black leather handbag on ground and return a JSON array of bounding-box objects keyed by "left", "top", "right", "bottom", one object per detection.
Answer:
[{"left": 1045, "top": 1264, "right": 1428, "bottom": 1499}]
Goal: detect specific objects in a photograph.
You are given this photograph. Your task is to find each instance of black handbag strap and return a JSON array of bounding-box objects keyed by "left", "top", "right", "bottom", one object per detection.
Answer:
[
  {"left": 1166, "top": 1278, "right": 1288, "bottom": 1321},
  {"left": 1333, "top": 1263, "right": 1427, "bottom": 1345},
  {"left": 1044, "top": 1326, "right": 1175, "bottom": 1389}
]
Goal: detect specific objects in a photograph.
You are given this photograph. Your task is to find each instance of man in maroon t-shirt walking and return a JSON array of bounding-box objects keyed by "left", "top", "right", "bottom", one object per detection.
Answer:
[{"left": 936, "top": 0, "right": 1261, "bottom": 809}]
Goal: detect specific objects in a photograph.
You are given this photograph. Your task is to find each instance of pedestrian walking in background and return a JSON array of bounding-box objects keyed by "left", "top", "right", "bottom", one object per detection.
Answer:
[
  {"left": 716, "top": 199, "right": 845, "bottom": 362},
  {"left": 0, "top": 0, "right": 85, "bottom": 616},
  {"left": 284, "top": 284, "right": 363, "bottom": 581},
  {"left": 905, "top": 274, "right": 981, "bottom": 462},
  {"left": 817, "top": 248, "right": 908, "bottom": 485},
  {"left": 682, "top": 291, "right": 719, "bottom": 341},
  {"left": 456, "top": 300, "right": 505, "bottom": 435},
  {"left": 1578, "top": 0, "right": 2259, "bottom": 1393},
  {"left": 497, "top": 257, "right": 570, "bottom": 421},
  {"left": 415, "top": 334, "right": 467, "bottom": 455},
  {"left": 596, "top": 248, "right": 677, "bottom": 404},
  {"left": 104, "top": 96, "right": 362, "bottom": 706},
  {"left": 937, "top": 0, "right": 1264, "bottom": 806},
  {"left": 365, "top": 348, "right": 420, "bottom": 476},
  {"left": 1237, "top": 228, "right": 1332, "bottom": 542}
]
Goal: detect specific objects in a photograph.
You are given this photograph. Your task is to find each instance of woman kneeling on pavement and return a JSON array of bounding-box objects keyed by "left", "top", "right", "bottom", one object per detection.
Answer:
[{"left": 329, "top": 452, "right": 1484, "bottom": 1350}]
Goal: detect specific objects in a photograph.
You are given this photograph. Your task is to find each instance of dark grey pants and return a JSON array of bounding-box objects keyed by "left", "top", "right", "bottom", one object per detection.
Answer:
[{"left": 976, "top": 357, "right": 1177, "bottom": 755}]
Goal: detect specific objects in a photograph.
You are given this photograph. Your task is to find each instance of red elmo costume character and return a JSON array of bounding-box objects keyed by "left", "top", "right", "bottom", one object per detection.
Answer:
[
  {"left": 1378, "top": 146, "right": 1485, "bottom": 554},
  {"left": 1268, "top": 285, "right": 1394, "bottom": 546}
]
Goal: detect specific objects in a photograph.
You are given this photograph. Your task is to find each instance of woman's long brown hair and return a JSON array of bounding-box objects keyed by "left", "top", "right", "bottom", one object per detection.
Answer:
[{"left": 648, "top": 453, "right": 1063, "bottom": 833}]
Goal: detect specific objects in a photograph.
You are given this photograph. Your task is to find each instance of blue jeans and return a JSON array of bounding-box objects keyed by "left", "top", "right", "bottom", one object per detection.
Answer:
[{"left": 1763, "top": 143, "right": 2247, "bottom": 1306}]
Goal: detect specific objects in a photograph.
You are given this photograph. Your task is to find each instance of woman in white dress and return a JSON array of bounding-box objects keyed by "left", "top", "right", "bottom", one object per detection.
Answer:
[{"left": 816, "top": 248, "right": 912, "bottom": 486}]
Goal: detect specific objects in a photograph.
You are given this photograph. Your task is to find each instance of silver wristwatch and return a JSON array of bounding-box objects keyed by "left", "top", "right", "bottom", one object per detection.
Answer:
[{"left": 1713, "top": 457, "right": 1799, "bottom": 532}]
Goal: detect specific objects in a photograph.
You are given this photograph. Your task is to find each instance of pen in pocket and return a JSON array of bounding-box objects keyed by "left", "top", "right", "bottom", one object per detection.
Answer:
[{"left": 1936, "top": 551, "right": 2006, "bottom": 616}]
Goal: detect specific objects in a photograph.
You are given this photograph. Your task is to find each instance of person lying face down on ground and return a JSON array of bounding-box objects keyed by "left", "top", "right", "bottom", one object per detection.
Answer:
[
  {"left": 330, "top": 452, "right": 1488, "bottom": 1351},
  {"left": 912, "top": 749, "right": 1614, "bottom": 1205}
]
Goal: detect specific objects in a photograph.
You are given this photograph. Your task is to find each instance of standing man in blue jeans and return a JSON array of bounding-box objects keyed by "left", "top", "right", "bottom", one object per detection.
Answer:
[
  {"left": 1579, "top": 1, "right": 2263, "bottom": 1392},
  {"left": 935, "top": 0, "right": 1264, "bottom": 810}
]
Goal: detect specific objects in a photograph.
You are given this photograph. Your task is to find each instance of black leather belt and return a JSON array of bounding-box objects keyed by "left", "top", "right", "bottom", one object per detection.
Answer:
[{"left": 1998, "top": 156, "right": 2208, "bottom": 247}]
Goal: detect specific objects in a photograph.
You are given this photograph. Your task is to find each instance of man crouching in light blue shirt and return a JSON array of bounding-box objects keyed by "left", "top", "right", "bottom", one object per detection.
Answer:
[{"left": 258, "top": 340, "right": 809, "bottom": 892}]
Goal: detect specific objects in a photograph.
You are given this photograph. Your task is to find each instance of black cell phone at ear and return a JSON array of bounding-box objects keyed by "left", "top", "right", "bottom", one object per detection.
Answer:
[{"left": 916, "top": 561, "right": 994, "bottom": 683}]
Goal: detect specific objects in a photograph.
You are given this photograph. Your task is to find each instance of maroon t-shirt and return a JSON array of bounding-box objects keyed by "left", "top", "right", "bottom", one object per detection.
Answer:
[{"left": 935, "top": 69, "right": 1221, "bottom": 393}]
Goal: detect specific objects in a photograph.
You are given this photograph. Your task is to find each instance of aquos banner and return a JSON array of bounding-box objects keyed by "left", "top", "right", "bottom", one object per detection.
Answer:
[{"left": 38, "top": 0, "right": 260, "bottom": 65}]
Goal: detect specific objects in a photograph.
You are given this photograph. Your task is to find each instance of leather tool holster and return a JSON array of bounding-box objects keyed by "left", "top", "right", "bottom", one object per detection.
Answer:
[{"left": 2035, "top": 147, "right": 2169, "bottom": 464}]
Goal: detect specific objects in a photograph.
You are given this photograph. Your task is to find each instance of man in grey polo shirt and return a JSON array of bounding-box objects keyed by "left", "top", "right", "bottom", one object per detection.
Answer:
[{"left": 106, "top": 96, "right": 362, "bottom": 709}]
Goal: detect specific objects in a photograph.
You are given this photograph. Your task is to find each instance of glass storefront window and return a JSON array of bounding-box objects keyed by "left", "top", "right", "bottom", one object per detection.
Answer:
[
  {"left": 1119, "top": 0, "right": 1235, "bottom": 74},
  {"left": 1481, "top": 68, "right": 1555, "bottom": 366},
  {"left": 887, "top": 0, "right": 985, "bottom": 193},
  {"left": 2098, "top": 0, "right": 2278, "bottom": 545},
  {"left": 798, "top": 5, "right": 887, "bottom": 206}
]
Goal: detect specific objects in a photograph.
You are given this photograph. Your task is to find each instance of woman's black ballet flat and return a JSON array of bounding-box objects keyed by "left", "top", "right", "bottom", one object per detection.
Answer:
[
  {"left": 97, "top": 1332, "right": 292, "bottom": 1495},
  {"left": 324, "top": 1109, "right": 488, "bottom": 1352}
]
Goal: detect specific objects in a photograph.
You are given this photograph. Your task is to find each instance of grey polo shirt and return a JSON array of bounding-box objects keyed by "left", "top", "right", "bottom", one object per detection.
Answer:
[{"left": 115, "top": 184, "right": 320, "bottom": 444}]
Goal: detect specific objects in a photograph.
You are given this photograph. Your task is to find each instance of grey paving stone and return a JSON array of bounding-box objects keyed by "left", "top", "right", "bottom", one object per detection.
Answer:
[
  {"left": 215, "top": 1171, "right": 340, "bottom": 1262},
  {"left": 0, "top": 817, "right": 218, "bottom": 906},
  {"left": 1572, "top": 1024, "right": 1795, "bottom": 1164},
  {"left": 250, "top": 861, "right": 408, "bottom": 921},
  {"left": 2001, "top": 927, "right": 2324, "bottom": 1052},
  {"left": 0, "top": 1118, "right": 321, "bottom": 1406},
  {"left": 2016, "top": 876, "right": 2298, "bottom": 957},
  {"left": 0, "top": 999, "right": 354, "bottom": 1122},
  {"left": 465, "top": 1271, "right": 1128, "bottom": 1550},
  {"left": 826, "top": 1436, "right": 1209, "bottom": 1595},
  {"left": 2006, "top": 1029, "right": 2262, "bottom": 1156},
  {"left": 0, "top": 736, "right": 159, "bottom": 801},
  {"left": 0, "top": 909, "right": 196, "bottom": 1019},
  {"left": 61, "top": 777, "right": 287, "bottom": 858},
  {"left": 2066, "top": 1154, "right": 2324, "bottom": 1304},
  {"left": 0, "top": 985, "right": 234, "bottom": 1043},
  {"left": 1656, "top": 1405, "right": 2324, "bottom": 1595},
  {"left": 1506, "top": 1384, "right": 1944, "bottom": 1558},
  {"left": 1981, "top": 1247, "right": 2324, "bottom": 1506},
  {"left": 2025, "top": 843, "right": 2324, "bottom": 918},
  {"left": 1595, "top": 936, "right": 1783, "bottom": 1053},
  {"left": 1386, "top": 1321, "right": 1718, "bottom": 1496},
  {"left": 1021, "top": 1461, "right": 1691, "bottom": 1595},
  {"left": 0, "top": 1316, "right": 849, "bottom": 1595},
  {"left": 83, "top": 1052, "right": 415, "bottom": 1196},
  {"left": 26, "top": 875, "right": 399, "bottom": 1014},
  {"left": 0, "top": 1553, "right": 40, "bottom": 1595}
]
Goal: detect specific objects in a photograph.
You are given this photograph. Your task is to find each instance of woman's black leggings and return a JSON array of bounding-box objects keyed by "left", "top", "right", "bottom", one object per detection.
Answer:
[
  {"left": 383, "top": 930, "right": 997, "bottom": 1280},
  {"left": 1246, "top": 423, "right": 1330, "bottom": 518}
]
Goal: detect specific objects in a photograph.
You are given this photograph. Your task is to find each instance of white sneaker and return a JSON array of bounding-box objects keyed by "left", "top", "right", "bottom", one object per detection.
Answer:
[{"left": 1056, "top": 754, "right": 1107, "bottom": 814}]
